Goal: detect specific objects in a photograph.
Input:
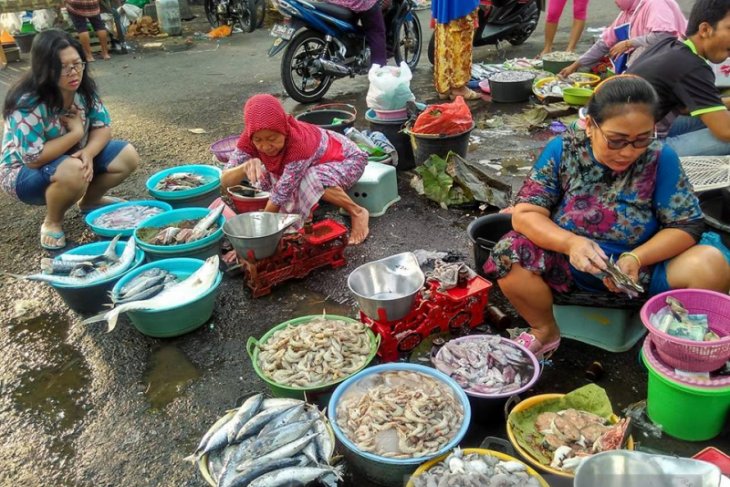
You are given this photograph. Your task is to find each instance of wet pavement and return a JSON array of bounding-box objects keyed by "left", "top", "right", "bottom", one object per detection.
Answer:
[{"left": 0, "top": 1, "right": 727, "bottom": 486}]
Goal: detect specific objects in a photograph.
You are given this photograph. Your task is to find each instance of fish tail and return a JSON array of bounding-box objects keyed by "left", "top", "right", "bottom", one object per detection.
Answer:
[
  {"left": 106, "top": 309, "right": 122, "bottom": 332},
  {"left": 183, "top": 453, "right": 198, "bottom": 463},
  {"left": 81, "top": 310, "right": 110, "bottom": 326}
]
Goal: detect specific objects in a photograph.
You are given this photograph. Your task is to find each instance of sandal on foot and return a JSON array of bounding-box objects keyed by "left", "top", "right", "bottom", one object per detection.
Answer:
[
  {"left": 450, "top": 88, "right": 482, "bottom": 101},
  {"left": 514, "top": 332, "right": 561, "bottom": 359},
  {"left": 40, "top": 229, "right": 66, "bottom": 250},
  {"left": 78, "top": 196, "right": 126, "bottom": 215}
]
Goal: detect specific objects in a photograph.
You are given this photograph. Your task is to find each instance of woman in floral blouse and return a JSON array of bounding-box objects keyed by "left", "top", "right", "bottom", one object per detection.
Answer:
[
  {"left": 1, "top": 30, "right": 138, "bottom": 250},
  {"left": 485, "top": 75, "right": 730, "bottom": 358}
]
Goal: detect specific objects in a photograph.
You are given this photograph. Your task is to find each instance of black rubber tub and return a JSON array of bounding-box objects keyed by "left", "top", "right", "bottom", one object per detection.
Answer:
[
  {"left": 295, "top": 104, "right": 356, "bottom": 134},
  {"left": 699, "top": 187, "right": 730, "bottom": 247},
  {"left": 366, "top": 111, "right": 415, "bottom": 171},
  {"left": 488, "top": 71, "right": 536, "bottom": 103},
  {"left": 466, "top": 213, "right": 513, "bottom": 277},
  {"left": 405, "top": 122, "right": 474, "bottom": 167}
]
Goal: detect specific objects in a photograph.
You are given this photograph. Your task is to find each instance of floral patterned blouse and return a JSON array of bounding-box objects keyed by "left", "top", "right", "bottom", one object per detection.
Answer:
[
  {"left": 517, "top": 131, "right": 703, "bottom": 255},
  {"left": 0, "top": 92, "right": 111, "bottom": 199}
]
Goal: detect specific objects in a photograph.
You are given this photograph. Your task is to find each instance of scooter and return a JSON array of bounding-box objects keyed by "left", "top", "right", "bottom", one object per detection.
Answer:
[
  {"left": 427, "top": 0, "right": 544, "bottom": 64},
  {"left": 269, "top": 0, "right": 422, "bottom": 104},
  {"left": 204, "top": 0, "right": 266, "bottom": 33}
]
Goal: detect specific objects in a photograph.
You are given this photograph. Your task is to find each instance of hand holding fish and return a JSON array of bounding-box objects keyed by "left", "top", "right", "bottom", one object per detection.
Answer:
[
  {"left": 603, "top": 253, "right": 640, "bottom": 294},
  {"left": 243, "top": 158, "right": 265, "bottom": 184},
  {"left": 72, "top": 148, "right": 94, "bottom": 182},
  {"left": 566, "top": 236, "right": 608, "bottom": 275}
]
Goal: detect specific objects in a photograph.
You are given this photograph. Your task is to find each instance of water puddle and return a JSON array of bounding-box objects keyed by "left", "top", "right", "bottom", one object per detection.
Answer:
[
  {"left": 143, "top": 345, "right": 201, "bottom": 410},
  {"left": 289, "top": 289, "right": 354, "bottom": 317},
  {"left": 7, "top": 313, "right": 91, "bottom": 459}
]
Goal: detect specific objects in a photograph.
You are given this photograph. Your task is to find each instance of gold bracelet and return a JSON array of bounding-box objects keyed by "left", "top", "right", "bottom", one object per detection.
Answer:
[{"left": 619, "top": 252, "right": 642, "bottom": 267}]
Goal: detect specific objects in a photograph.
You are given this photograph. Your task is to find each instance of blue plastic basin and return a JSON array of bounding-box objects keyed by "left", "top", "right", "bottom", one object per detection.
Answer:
[
  {"left": 51, "top": 240, "right": 145, "bottom": 315},
  {"left": 84, "top": 200, "right": 173, "bottom": 238},
  {"left": 146, "top": 165, "right": 221, "bottom": 201},
  {"left": 133, "top": 208, "right": 224, "bottom": 259},
  {"left": 328, "top": 363, "right": 471, "bottom": 487},
  {"left": 111, "top": 258, "right": 222, "bottom": 337}
]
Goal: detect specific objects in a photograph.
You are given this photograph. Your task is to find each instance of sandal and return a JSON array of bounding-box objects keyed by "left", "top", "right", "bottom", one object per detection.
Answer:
[
  {"left": 450, "top": 88, "right": 482, "bottom": 101},
  {"left": 40, "top": 228, "right": 66, "bottom": 250},
  {"left": 78, "top": 196, "right": 126, "bottom": 215},
  {"left": 437, "top": 92, "right": 450, "bottom": 100},
  {"left": 514, "top": 332, "right": 561, "bottom": 359}
]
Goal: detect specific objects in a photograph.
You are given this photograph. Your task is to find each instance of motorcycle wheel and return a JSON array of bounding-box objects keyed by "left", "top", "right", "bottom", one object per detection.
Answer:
[
  {"left": 254, "top": 0, "right": 266, "bottom": 28},
  {"left": 204, "top": 0, "right": 220, "bottom": 27},
  {"left": 427, "top": 33, "right": 434, "bottom": 65},
  {"left": 392, "top": 13, "right": 422, "bottom": 70},
  {"left": 281, "top": 30, "right": 335, "bottom": 104},
  {"left": 233, "top": 0, "right": 256, "bottom": 33},
  {"left": 508, "top": 0, "right": 540, "bottom": 46}
]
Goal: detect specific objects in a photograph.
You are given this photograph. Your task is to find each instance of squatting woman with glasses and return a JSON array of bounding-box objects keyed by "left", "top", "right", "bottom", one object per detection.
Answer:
[
  {"left": 1, "top": 29, "right": 138, "bottom": 250},
  {"left": 483, "top": 75, "right": 730, "bottom": 359}
]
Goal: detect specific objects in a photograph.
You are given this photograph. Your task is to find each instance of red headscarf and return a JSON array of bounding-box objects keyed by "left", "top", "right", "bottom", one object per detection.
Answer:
[{"left": 236, "top": 94, "right": 323, "bottom": 176}]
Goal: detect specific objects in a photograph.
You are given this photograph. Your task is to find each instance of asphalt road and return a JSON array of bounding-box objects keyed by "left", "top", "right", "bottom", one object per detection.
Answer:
[{"left": 2, "top": 1, "right": 723, "bottom": 486}]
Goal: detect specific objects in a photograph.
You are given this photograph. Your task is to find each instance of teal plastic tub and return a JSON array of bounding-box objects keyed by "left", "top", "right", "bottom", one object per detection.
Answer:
[
  {"left": 328, "top": 363, "right": 471, "bottom": 487},
  {"left": 553, "top": 304, "right": 646, "bottom": 352},
  {"left": 146, "top": 165, "right": 221, "bottom": 208},
  {"left": 111, "top": 258, "right": 222, "bottom": 337},
  {"left": 134, "top": 207, "right": 224, "bottom": 260},
  {"left": 84, "top": 200, "right": 173, "bottom": 238},
  {"left": 51, "top": 240, "right": 145, "bottom": 315}
]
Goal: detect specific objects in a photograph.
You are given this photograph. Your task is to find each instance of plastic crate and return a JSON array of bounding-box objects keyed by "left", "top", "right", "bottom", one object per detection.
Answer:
[
  {"left": 346, "top": 161, "right": 400, "bottom": 217},
  {"left": 553, "top": 304, "right": 646, "bottom": 352}
]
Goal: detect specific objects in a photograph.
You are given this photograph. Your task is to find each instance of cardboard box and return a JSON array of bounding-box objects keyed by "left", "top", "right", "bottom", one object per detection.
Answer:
[{"left": 712, "top": 60, "right": 730, "bottom": 88}]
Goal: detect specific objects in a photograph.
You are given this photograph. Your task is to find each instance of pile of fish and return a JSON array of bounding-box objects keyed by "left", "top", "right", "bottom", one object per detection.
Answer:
[
  {"left": 541, "top": 51, "right": 579, "bottom": 62},
  {"left": 433, "top": 335, "right": 535, "bottom": 395},
  {"left": 534, "top": 408, "right": 630, "bottom": 471},
  {"left": 112, "top": 268, "right": 179, "bottom": 304},
  {"left": 8, "top": 236, "right": 136, "bottom": 287},
  {"left": 138, "top": 206, "right": 223, "bottom": 246},
  {"left": 155, "top": 172, "right": 208, "bottom": 192},
  {"left": 489, "top": 71, "right": 536, "bottom": 83},
  {"left": 649, "top": 296, "right": 720, "bottom": 341},
  {"left": 188, "top": 394, "right": 341, "bottom": 487},
  {"left": 257, "top": 316, "right": 371, "bottom": 388},
  {"left": 82, "top": 255, "right": 220, "bottom": 331},
  {"left": 534, "top": 77, "right": 573, "bottom": 97},
  {"left": 567, "top": 73, "right": 597, "bottom": 85},
  {"left": 92, "top": 204, "right": 166, "bottom": 230},
  {"left": 411, "top": 448, "right": 542, "bottom": 487},
  {"left": 336, "top": 370, "right": 464, "bottom": 459}
]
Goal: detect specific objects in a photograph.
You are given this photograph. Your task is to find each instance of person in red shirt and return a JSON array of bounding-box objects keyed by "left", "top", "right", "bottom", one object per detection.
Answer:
[{"left": 221, "top": 94, "right": 370, "bottom": 244}]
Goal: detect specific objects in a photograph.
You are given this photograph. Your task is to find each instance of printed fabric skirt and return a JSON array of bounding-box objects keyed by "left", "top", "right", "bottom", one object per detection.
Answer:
[{"left": 433, "top": 11, "right": 477, "bottom": 95}]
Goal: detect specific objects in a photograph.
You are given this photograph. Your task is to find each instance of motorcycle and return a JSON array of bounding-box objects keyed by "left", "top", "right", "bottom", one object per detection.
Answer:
[
  {"left": 269, "top": 0, "right": 422, "bottom": 104},
  {"left": 427, "top": 0, "right": 544, "bottom": 64},
  {"left": 205, "top": 0, "right": 266, "bottom": 33}
]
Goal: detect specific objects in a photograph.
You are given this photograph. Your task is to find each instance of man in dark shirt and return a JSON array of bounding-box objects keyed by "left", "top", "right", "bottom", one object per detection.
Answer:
[{"left": 628, "top": 0, "right": 730, "bottom": 156}]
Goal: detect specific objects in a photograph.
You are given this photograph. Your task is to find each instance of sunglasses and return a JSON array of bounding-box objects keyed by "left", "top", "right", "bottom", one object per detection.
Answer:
[{"left": 592, "top": 119, "right": 656, "bottom": 150}]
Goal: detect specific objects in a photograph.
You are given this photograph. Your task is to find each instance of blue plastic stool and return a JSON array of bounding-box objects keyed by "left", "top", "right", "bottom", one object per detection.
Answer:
[
  {"left": 553, "top": 304, "right": 647, "bottom": 352},
  {"left": 346, "top": 161, "right": 400, "bottom": 217}
]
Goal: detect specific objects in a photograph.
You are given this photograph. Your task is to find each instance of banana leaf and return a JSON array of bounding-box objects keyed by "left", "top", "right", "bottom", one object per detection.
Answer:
[
  {"left": 414, "top": 153, "right": 473, "bottom": 207},
  {"left": 508, "top": 384, "right": 614, "bottom": 466}
]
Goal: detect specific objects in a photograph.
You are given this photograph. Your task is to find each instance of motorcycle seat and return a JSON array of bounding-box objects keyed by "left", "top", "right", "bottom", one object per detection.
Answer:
[{"left": 309, "top": 1, "right": 356, "bottom": 21}]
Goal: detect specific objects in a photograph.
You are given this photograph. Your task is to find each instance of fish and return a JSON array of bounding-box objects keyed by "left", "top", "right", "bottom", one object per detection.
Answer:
[
  {"left": 155, "top": 172, "right": 207, "bottom": 191},
  {"left": 113, "top": 283, "right": 166, "bottom": 305},
  {"left": 92, "top": 205, "right": 165, "bottom": 230},
  {"left": 114, "top": 272, "right": 167, "bottom": 302},
  {"left": 233, "top": 405, "right": 294, "bottom": 442},
  {"left": 226, "top": 393, "right": 265, "bottom": 444},
  {"left": 6, "top": 238, "right": 136, "bottom": 286},
  {"left": 248, "top": 419, "right": 315, "bottom": 458},
  {"left": 82, "top": 255, "right": 219, "bottom": 331},
  {"left": 261, "top": 398, "right": 303, "bottom": 410},
  {"left": 246, "top": 466, "right": 343, "bottom": 487},
  {"left": 236, "top": 432, "right": 319, "bottom": 472},
  {"left": 217, "top": 436, "right": 257, "bottom": 486},
  {"left": 58, "top": 235, "right": 121, "bottom": 263},
  {"left": 257, "top": 404, "right": 305, "bottom": 438},
  {"left": 190, "top": 205, "right": 224, "bottom": 242},
  {"left": 412, "top": 449, "right": 541, "bottom": 487},
  {"left": 40, "top": 258, "right": 95, "bottom": 275},
  {"left": 223, "top": 457, "right": 301, "bottom": 487}
]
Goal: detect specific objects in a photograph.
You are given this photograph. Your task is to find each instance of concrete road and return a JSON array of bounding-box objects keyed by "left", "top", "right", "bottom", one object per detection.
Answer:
[{"left": 1, "top": 1, "right": 720, "bottom": 486}]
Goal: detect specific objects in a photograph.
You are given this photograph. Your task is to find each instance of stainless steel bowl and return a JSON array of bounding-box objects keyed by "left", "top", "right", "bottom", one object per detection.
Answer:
[
  {"left": 222, "top": 212, "right": 299, "bottom": 260},
  {"left": 347, "top": 252, "right": 424, "bottom": 322}
]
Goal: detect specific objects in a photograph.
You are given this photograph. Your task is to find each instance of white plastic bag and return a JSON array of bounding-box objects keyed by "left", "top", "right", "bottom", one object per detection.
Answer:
[
  {"left": 366, "top": 61, "right": 416, "bottom": 111},
  {"left": 32, "top": 9, "right": 57, "bottom": 32},
  {"left": 120, "top": 4, "right": 143, "bottom": 23},
  {"left": 0, "top": 13, "right": 22, "bottom": 35}
]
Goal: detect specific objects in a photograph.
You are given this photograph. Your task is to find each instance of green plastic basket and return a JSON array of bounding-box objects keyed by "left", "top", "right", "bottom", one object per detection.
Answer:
[
  {"left": 247, "top": 315, "right": 380, "bottom": 406},
  {"left": 642, "top": 347, "right": 730, "bottom": 441}
]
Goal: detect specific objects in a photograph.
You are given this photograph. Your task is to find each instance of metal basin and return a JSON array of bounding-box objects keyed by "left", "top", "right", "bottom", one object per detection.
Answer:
[
  {"left": 222, "top": 212, "right": 299, "bottom": 260},
  {"left": 347, "top": 252, "right": 424, "bottom": 322}
]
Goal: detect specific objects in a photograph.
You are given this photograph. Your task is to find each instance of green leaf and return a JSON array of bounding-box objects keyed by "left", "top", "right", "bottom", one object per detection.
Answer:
[{"left": 414, "top": 154, "right": 453, "bottom": 204}]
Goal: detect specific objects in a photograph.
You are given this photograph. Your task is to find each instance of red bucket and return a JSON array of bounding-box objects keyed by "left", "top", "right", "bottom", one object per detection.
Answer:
[{"left": 227, "top": 186, "right": 269, "bottom": 213}]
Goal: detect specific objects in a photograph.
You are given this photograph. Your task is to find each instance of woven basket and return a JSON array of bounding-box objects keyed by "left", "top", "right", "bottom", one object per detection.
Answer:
[
  {"left": 209, "top": 134, "right": 239, "bottom": 163},
  {"left": 640, "top": 289, "right": 730, "bottom": 372}
]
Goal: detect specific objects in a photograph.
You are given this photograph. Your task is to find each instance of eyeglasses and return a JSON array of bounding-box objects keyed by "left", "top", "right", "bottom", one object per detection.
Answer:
[
  {"left": 592, "top": 119, "right": 656, "bottom": 150},
  {"left": 61, "top": 62, "right": 86, "bottom": 77}
]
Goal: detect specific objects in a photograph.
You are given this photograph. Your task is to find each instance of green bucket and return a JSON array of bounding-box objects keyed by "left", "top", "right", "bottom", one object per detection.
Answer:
[
  {"left": 247, "top": 315, "right": 380, "bottom": 408},
  {"left": 642, "top": 349, "right": 730, "bottom": 441}
]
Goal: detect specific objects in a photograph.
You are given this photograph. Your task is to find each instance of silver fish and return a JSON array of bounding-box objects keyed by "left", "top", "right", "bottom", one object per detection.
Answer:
[
  {"left": 249, "top": 419, "right": 315, "bottom": 459},
  {"left": 190, "top": 205, "right": 224, "bottom": 242},
  {"left": 233, "top": 405, "right": 293, "bottom": 443},
  {"left": 246, "top": 466, "right": 342, "bottom": 487},
  {"left": 58, "top": 234, "right": 121, "bottom": 263},
  {"left": 236, "top": 433, "right": 318, "bottom": 472},
  {"left": 118, "top": 268, "right": 165, "bottom": 294},
  {"left": 113, "top": 283, "right": 166, "bottom": 305},
  {"left": 257, "top": 404, "right": 305, "bottom": 438},
  {"left": 261, "top": 398, "right": 303, "bottom": 410},
  {"left": 82, "top": 255, "right": 219, "bottom": 332},
  {"left": 224, "top": 457, "right": 301, "bottom": 487},
  {"left": 40, "top": 258, "right": 94, "bottom": 275},
  {"left": 227, "top": 393, "right": 265, "bottom": 444},
  {"left": 7, "top": 238, "right": 136, "bottom": 287},
  {"left": 115, "top": 273, "right": 167, "bottom": 302},
  {"left": 217, "top": 436, "right": 257, "bottom": 487},
  {"left": 192, "top": 410, "right": 237, "bottom": 461}
]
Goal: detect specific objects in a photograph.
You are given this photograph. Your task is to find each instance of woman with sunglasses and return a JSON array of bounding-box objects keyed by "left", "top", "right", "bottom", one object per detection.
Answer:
[
  {"left": 1, "top": 30, "right": 138, "bottom": 250},
  {"left": 484, "top": 75, "right": 730, "bottom": 358}
]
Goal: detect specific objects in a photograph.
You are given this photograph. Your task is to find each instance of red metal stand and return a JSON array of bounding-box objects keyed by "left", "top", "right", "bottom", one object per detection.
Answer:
[
  {"left": 359, "top": 276, "right": 493, "bottom": 362},
  {"left": 237, "top": 219, "right": 348, "bottom": 297}
]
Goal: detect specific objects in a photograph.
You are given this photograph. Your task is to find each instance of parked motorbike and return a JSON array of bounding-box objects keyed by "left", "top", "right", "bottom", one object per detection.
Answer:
[
  {"left": 427, "top": 0, "right": 543, "bottom": 64},
  {"left": 205, "top": 0, "right": 266, "bottom": 33},
  {"left": 269, "top": 0, "right": 422, "bottom": 103}
]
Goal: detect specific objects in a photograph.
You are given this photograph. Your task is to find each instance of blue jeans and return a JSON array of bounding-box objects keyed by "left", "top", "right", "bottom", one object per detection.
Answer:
[
  {"left": 663, "top": 116, "right": 730, "bottom": 156},
  {"left": 15, "top": 140, "right": 128, "bottom": 205}
]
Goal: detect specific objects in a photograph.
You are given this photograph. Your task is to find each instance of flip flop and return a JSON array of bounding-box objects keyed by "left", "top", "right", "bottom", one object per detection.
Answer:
[
  {"left": 450, "top": 88, "right": 482, "bottom": 101},
  {"left": 78, "top": 196, "right": 127, "bottom": 215},
  {"left": 40, "top": 228, "right": 66, "bottom": 250},
  {"left": 514, "top": 332, "right": 561, "bottom": 360}
]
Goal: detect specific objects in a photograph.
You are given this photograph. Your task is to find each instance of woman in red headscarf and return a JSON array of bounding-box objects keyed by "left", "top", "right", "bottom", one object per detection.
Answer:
[{"left": 221, "top": 94, "right": 370, "bottom": 244}]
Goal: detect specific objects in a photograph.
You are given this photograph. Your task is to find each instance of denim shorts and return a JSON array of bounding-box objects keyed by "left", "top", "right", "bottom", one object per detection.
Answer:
[
  {"left": 68, "top": 12, "right": 107, "bottom": 34},
  {"left": 15, "top": 139, "right": 128, "bottom": 206}
]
